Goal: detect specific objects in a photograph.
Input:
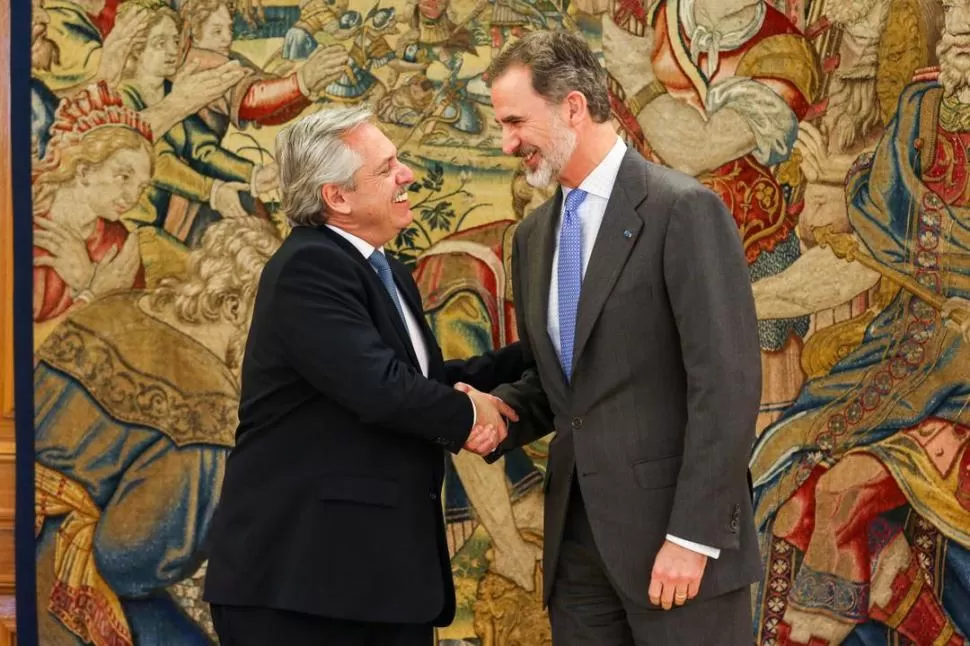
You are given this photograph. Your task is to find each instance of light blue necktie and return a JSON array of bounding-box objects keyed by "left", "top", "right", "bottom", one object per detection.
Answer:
[
  {"left": 368, "top": 250, "right": 406, "bottom": 324},
  {"left": 558, "top": 188, "right": 587, "bottom": 382}
]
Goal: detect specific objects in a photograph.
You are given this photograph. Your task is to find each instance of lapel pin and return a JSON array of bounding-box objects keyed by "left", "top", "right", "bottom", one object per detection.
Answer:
[{"left": 623, "top": 229, "right": 633, "bottom": 238}]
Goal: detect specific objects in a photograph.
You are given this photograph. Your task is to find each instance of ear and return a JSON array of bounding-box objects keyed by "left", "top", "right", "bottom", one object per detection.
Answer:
[
  {"left": 321, "top": 183, "right": 352, "bottom": 216},
  {"left": 564, "top": 90, "right": 589, "bottom": 125},
  {"left": 76, "top": 162, "right": 92, "bottom": 186}
]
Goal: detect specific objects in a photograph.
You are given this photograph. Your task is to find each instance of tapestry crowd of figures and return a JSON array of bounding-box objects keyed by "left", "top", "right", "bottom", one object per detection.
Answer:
[{"left": 26, "top": 0, "right": 970, "bottom": 643}]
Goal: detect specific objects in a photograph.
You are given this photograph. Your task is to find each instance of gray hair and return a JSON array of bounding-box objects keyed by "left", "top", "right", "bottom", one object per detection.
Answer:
[
  {"left": 275, "top": 106, "right": 373, "bottom": 227},
  {"left": 485, "top": 30, "right": 611, "bottom": 123}
]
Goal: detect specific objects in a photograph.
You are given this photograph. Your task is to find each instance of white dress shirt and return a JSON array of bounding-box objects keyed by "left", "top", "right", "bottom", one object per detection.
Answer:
[
  {"left": 546, "top": 136, "right": 720, "bottom": 560},
  {"left": 326, "top": 225, "right": 430, "bottom": 377}
]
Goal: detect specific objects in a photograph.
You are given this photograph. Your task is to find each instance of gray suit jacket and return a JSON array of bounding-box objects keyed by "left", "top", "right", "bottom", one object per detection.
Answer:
[{"left": 491, "top": 148, "right": 763, "bottom": 607}]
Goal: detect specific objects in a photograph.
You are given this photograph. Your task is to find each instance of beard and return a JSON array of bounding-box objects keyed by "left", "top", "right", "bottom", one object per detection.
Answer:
[
  {"left": 938, "top": 32, "right": 970, "bottom": 97},
  {"left": 32, "top": 32, "right": 60, "bottom": 72},
  {"left": 824, "top": 0, "right": 879, "bottom": 26},
  {"left": 519, "top": 113, "right": 577, "bottom": 188},
  {"left": 823, "top": 75, "right": 880, "bottom": 153}
]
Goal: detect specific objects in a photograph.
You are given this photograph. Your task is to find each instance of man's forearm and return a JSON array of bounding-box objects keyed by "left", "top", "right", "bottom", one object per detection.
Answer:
[
  {"left": 444, "top": 342, "right": 525, "bottom": 392},
  {"left": 637, "top": 96, "right": 757, "bottom": 176}
]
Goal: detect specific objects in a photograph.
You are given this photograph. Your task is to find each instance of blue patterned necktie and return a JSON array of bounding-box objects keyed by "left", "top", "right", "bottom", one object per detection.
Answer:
[
  {"left": 558, "top": 188, "right": 587, "bottom": 382},
  {"left": 368, "top": 250, "right": 406, "bottom": 324}
]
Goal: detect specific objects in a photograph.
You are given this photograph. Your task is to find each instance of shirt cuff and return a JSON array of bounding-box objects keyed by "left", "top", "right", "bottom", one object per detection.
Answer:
[
  {"left": 469, "top": 393, "right": 477, "bottom": 429},
  {"left": 666, "top": 534, "right": 720, "bottom": 559}
]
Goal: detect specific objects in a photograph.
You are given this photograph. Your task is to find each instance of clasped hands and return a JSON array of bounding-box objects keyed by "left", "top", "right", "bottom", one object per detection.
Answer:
[{"left": 454, "top": 382, "right": 516, "bottom": 456}]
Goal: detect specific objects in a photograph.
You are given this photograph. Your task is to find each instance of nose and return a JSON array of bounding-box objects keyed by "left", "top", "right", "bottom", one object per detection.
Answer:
[
  {"left": 501, "top": 129, "right": 519, "bottom": 156},
  {"left": 398, "top": 162, "right": 415, "bottom": 185}
]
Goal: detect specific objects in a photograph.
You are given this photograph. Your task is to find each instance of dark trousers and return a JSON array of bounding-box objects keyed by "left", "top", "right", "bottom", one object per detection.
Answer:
[
  {"left": 210, "top": 604, "right": 434, "bottom": 646},
  {"left": 549, "top": 475, "right": 752, "bottom": 646}
]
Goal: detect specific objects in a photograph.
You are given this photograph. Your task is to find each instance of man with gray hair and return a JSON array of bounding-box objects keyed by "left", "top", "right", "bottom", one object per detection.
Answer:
[
  {"left": 473, "top": 30, "right": 764, "bottom": 644},
  {"left": 202, "top": 105, "right": 525, "bottom": 645}
]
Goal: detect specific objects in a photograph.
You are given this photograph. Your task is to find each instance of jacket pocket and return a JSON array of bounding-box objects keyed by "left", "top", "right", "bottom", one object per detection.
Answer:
[
  {"left": 632, "top": 455, "right": 682, "bottom": 490},
  {"left": 318, "top": 475, "right": 401, "bottom": 507}
]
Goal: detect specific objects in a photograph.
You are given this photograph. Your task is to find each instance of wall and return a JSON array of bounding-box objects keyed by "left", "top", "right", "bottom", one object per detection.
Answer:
[{"left": 0, "top": 0, "right": 20, "bottom": 641}]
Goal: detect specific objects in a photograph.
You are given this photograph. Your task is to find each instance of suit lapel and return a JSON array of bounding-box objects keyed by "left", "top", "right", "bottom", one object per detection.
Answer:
[
  {"left": 319, "top": 227, "right": 421, "bottom": 368},
  {"left": 390, "top": 259, "right": 436, "bottom": 371},
  {"left": 571, "top": 152, "right": 648, "bottom": 372},
  {"left": 528, "top": 192, "right": 569, "bottom": 402}
]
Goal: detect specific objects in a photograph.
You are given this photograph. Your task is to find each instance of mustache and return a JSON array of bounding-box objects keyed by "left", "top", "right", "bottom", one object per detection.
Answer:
[
  {"left": 938, "top": 33, "right": 970, "bottom": 54},
  {"left": 515, "top": 145, "right": 538, "bottom": 158}
]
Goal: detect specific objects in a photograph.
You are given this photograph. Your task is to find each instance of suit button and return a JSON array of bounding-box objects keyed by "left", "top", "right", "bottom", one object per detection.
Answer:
[
  {"left": 571, "top": 417, "right": 583, "bottom": 430},
  {"left": 430, "top": 492, "right": 438, "bottom": 501}
]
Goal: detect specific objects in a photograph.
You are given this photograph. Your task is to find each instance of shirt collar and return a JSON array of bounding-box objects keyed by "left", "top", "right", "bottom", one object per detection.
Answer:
[
  {"left": 563, "top": 136, "right": 627, "bottom": 202},
  {"left": 326, "top": 224, "right": 381, "bottom": 260}
]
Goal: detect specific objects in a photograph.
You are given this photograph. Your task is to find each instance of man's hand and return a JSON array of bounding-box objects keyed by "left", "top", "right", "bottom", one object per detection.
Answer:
[
  {"left": 648, "top": 540, "right": 708, "bottom": 610},
  {"left": 32, "top": 216, "right": 96, "bottom": 292},
  {"left": 252, "top": 162, "right": 279, "bottom": 194},
  {"left": 211, "top": 181, "right": 251, "bottom": 218},
  {"left": 98, "top": 6, "right": 149, "bottom": 85},
  {"left": 943, "top": 297, "right": 970, "bottom": 342},
  {"left": 297, "top": 44, "right": 349, "bottom": 95},
  {"left": 601, "top": 12, "right": 656, "bottom": 93},
  {"left": 168, "top": 60, "right": 249, "bottom": 115},
  {"left": 455, "top": 382, "right": 518, "bottom": 455}
]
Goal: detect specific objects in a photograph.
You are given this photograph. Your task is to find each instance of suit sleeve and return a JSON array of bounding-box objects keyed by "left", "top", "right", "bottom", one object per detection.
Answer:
[
  {"left": 486, "top": 228, "right": 556, "bottom": 462},
  {"left": 275, "top": 245, "right": 475, "bottom": 452},
  {"left": 443, "top": 341, "right": 526, "bottom": 391},
  {"left": 662, "top": 186, "right": 761, "bottom": 550}
]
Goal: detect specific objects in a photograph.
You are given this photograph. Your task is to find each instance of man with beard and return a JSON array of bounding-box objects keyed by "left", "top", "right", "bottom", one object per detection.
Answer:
[
  {"left": 475, "top": 30, "right": 763, "bottom": 644},
  {"left": 749, "top": 2, "right": 970, "bottom": 643}
]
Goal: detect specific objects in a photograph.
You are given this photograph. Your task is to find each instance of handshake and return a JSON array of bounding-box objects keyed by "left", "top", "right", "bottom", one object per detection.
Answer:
[{"left": 455, "top": 382, "right": 518, "bottom": 456}]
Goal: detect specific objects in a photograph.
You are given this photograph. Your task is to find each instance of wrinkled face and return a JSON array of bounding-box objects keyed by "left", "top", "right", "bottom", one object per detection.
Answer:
[
  {"left": 340, "top": 123, "right": 416, "bottom": 244},
  {"left": 137, "top": 17, "right": 180, "bottom": 78},
  {"left": 196, "top": 5, "right": 234, "bottom": 54},
  {"left": 941, "top": 0, "right": 970, "bottom": 97},
  {"left": 78, "top": 146, "right": 153, "bottom": 220},
  {"left": 490, "top": 65, "right": 576, "bottom": 188}
]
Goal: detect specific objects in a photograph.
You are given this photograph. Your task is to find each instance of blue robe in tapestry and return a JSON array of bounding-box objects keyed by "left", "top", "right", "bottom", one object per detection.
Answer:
[
  {"left": 749, "top": 81, "right": 970, "bottom": 644},
  {"left": 34, "top": 293, "right": 237, "bottom": 646}
]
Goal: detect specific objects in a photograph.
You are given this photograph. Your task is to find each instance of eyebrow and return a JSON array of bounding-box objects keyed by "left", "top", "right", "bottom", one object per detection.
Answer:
[
  {"left": 494, "top": 115, "right": 524, "bottom": 125},
  {"left": 375, "top": 154, "right": 395, "bottom": 173}
]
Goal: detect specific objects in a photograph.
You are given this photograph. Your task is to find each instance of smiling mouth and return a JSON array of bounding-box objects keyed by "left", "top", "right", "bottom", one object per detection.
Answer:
[{"left": 392, "top": 188, "right": 408, "bottom": 204}]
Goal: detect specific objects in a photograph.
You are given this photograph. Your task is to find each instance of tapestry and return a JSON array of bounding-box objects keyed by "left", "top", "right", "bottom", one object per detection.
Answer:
[{"left": 15, "top": 0, "right": 970, "bottom": 643}]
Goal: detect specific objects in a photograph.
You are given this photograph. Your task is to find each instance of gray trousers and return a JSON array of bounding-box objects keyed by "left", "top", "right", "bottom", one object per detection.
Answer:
[{"left": 549, "top": 475, "right": 753, "bottom": 646}]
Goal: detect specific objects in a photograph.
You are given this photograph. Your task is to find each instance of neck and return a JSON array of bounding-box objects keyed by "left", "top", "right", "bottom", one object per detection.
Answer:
[
  {"left": 559, "top": 123, "right": 618, "bottom": 188},
  {"left": 49, "top": 186, "right": 99, "bottom": 237},
  {"left": 326, "top": 219, "right": 390, "bottom": 250},
  {"left": 195, "top": 44, "right": 231, "bottom": 57}
]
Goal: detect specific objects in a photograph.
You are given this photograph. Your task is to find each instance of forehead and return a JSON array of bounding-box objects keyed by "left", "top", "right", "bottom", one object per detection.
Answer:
[
  {"left": 107, "top": 146, "right": 152, "bottom": 166},
  {"left": 206, "top": 6, "right": 233, "bottom": 24},
  {"left": 346, "top": 122, "right": 395, "bottom": 165},
  {"left": 490, "top": 65, "right": 547, "bottom": 118},
  {"left": 148, "top": 16, "right": 178, "bottom": 37}
]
